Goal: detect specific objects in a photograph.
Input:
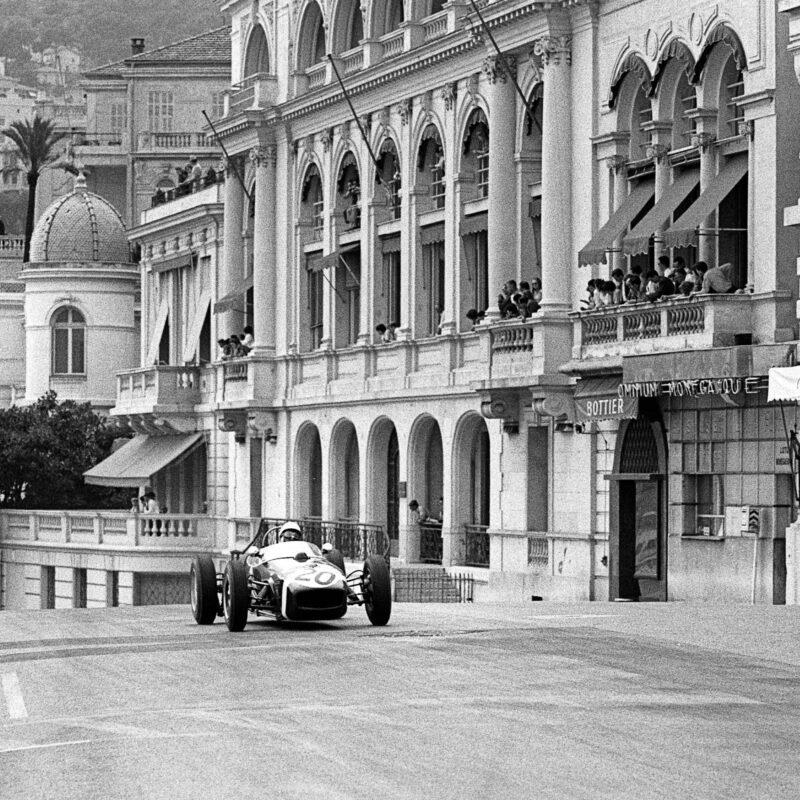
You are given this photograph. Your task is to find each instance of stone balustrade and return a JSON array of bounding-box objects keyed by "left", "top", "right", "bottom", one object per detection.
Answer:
[
  {"left": 228, "top": 72, "right": 278, "bottom": 114},
  {"left": 115, "top": 365, "right": 202, "bottom": 413},
  {"left": 0, "top": 510, "right": 215, "bottom": 548}
]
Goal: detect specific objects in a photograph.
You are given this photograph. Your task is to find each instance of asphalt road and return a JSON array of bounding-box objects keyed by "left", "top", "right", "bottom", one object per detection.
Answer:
[{"left": 1, "top": 602, "right": 799, "bottom": 800}]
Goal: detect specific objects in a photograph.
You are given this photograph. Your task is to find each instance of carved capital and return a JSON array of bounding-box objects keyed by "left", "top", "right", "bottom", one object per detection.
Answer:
[
  {"left": 645, "top": 143, "right": 670, "bottom": 164},
  {"left": 249, "top": 145, "right": 277, "bottom": 167},
  {"left": 606, "top": 154, "right": 628, "bottom": 174},
  {"left": 690, "top": 132, "right": 715, "bottom": 152},
  {"left": 533, "top": 35, "right": 572, "bottom": 68},
  {"left": 395, "top": 99, "right": 412, "bottom": 126},
  {"left": 482, "top": 54, "right": 517, "bottom": 85}
]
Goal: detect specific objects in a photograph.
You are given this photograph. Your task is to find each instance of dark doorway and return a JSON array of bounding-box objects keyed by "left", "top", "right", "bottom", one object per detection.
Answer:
[
  {"left": 387, "top": 428, "right": 400, "bottom": 556},
  {"left": 610, "top": 411, "right": 667, "bottom": 601}
]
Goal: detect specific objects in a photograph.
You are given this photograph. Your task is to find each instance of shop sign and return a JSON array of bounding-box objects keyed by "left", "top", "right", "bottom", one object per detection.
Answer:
[
  {"left": 618, "top": 376, "right": 767, "bottom": 399},
  {"left": 575, "top": 394, "right": 638, "bottom": 423}
]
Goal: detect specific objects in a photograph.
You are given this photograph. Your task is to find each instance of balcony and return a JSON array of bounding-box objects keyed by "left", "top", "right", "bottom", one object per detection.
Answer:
[
  {"left": 0, "top": 510, "right": 214, "bottom": 549},
  {"left": 114, "top": 365, "right": 206, "bottom": 416},
  {"left": 142, "top": 182, "right": 224, "bottom": 224},
  {"left": 570, "top": 292, "right": 794, "bottom": 363},
  {"left": 228, "top": 73, "right": 277, "bottom": 115},
  {"left": 0, "top": 235, "right": 24, "bottom": 257},
  {"left": 136, "top": 130, "right": 216, "bottom": 153},
  {"left": 71, "top": 130, "right": 128, "bottom": 150}
]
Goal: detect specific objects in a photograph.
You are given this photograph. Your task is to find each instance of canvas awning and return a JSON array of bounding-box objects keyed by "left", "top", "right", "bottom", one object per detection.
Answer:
[
  {"left": 578, "top": 179, "right": 654, "bottom": 265},
  {"left": 83, "top": 433, "right": 204, "bottom": 488},
  {"left": 420, "top": 223, "right": 445, "bottom": 245},
  {"left": 573, "top": 376, "right": 638, "bottom": 423},
  {"left": 768, "top": 366, "right": 800, "bottom": 403},
  {"left": 662, "top": 155, "right": 748, "bottom": 250},
  {"left": 623, "top": 168, "right": 700, "bottom": 256},
  {"left": 460, "top": 213, "right": 487, "bottom": 237},
  {"left": 214, "top": 273, "right": 253, "bottom": 313},
  {"left": 152, "top": 254, "right": 192, "bottom": 274}
]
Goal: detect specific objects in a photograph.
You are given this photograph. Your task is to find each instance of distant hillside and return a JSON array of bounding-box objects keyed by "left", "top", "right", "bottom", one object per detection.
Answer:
[{"left": 0, "top": 0, "right": 226, "bottom": 81}]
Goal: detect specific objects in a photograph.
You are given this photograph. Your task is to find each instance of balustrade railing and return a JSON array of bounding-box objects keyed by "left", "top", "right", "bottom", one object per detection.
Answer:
[
  {"left": 419, "top": 522, "right": 443, "bottom": 564},
  {"left": 71, "top": 131, "right": 126, "bottom": 147},
  {"left": 254, "top": 517, "right": 390, "bottom": 564},
  {"left": 528, "top": 535, "right": 549, "bottom": 569},
  {"left": 463, "top": 523, "right": 489, "bottom": 567},
  {"left": 342, "top": 48, "right": 364, "bottom": 75},
  {"left": 381, "top": 30, "right": 405, "bottom": 58},
  {"left": 424, "top": 13, "right": 448, "bottom": 41},
  {"left": 117, "top": 366, "right": 201, "bottom": 407},
  {"left": 307, "top": 63, "right": 327, "bottom": 88},
  {"left": 492, "top": 323, "right": 535, "bottom": 354},
  {"left": 579, "top": 295, "right": 715, "bottom": 347},
  {"left": 223, "top": 360, "right": 248, "bottom": 382},
  {"left": 0, "top": 510, "right": 210, "bottom": 547},
  {"left": 0, "top": 235, "right": 25, "bottom": 252}
]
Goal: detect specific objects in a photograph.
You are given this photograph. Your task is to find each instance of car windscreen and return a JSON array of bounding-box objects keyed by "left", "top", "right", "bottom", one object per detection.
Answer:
[{"left": 259, "top": 541, "right": 322, "bottom": 561}]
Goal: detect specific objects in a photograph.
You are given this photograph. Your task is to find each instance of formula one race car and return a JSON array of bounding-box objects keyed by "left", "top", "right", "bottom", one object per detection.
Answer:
[{"left": 190, "top": 521, "right": 391, "bottom": 631}]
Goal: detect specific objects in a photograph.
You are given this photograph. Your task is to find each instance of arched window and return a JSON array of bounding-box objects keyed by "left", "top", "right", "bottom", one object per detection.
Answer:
[
  {"left": 462, "top": 109, "right": 489, "bottom": 198},
  {"left": 52, "top": 307, "right": 85, "bottom": 375},
  {"left": 347, "top": 4, "right": 364, "bottom": 50},
  {"left": 297, "top": 2, "right": 326, "bottom": 71},
  {"left": 243, "top": 24, "right": 270, "bottom": 77},
  {"left": 302, "top": 163, "right": 324, "bottom": 234},
  {"left": 378, "top": 0, "right": 404, "bottom": 35},
  {"left": 313, "top": 13, "right": 326, "bottom": 63}
]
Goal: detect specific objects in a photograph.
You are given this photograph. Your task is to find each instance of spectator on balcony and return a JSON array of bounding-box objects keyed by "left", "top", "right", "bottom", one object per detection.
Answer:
[
  {"left": 466, "top": 308, "right": 485, "bottom": 328},
  {"left": 671, "top": 267, "right": 687, "bottom": 293},
  {"left": 644, "top": 270, "right": 661, "bottom": 297},
  {"left": 647, "top": 274, "right": 676, "bottom": 302},
  {"left": 582, "top": 279, "right": 597, "bottom": 310},
  {"left": 203, "top": 167, "right": 218, "bottom": 186},
  {"left": 624, "top": 274, "right": 642, "bottom": 302},
  {"left": 229, "top": 334, "right": 249, "bottom": 357},
  {"left": 611, "top": 269, "right": 625, "bottom": 304},
  {"left": 436, "top": 304, "right": 445, "bottom": 334},
  {"left": 594, "top": 280, "right": 616, "bottom": 307},
  {"left": 130, "top": 496, "right": 141, "bottom": 513},
  {"left": 679, "top": 262, "right": 701, "bottom": 295},
  {"left": 344, "top": 180, "right": 361, "bottom": 228},
  {"left": 656, "top": 255, "right": 670, "bottom": 276},
  {"left": 408, "top": 499, "right": 429, "bottom": 525},
  {"left": 241, "top": 326, "right": 254, "bottom": 350},
  {"left": 218, "top": 337, "right": 233, "bottom": 360},
  {"left": 498, "top": 280, "right": 519, "bottom": 318},
  {"left": 701, "top": 261, "right": 736, "bottom": 294},
  {"left": 143, "top": 491, "right": 159, "bottom": 514}
]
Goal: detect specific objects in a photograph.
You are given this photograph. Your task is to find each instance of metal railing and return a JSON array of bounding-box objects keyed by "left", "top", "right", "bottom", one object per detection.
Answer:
[
  {"left": 463, "top": 523, "right": 489, "bottom": 567},
  {"left": 419, "top": 522, "right": 443, "bottom": 563},
  {"left": 255, "top": 517, "right": 390, "bottom": 565},
  {"left": 394, "top": 570, "right": 473, "bottom": 603}
]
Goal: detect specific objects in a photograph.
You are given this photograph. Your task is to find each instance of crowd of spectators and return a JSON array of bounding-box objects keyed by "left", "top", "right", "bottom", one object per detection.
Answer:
[
  {"left": 582, "top": 257, "right": 740, "bottom": 310},
  {"left": 151, "top": 157, "right": 221, "bottom": 206},
  {"left": 218, "top": 326, "right": 254, "bottom": 359}
]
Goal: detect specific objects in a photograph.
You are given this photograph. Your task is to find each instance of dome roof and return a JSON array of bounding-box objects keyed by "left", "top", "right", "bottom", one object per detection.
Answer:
[{"left": 30, "top": 175, "right": 131, "bottom": 264}]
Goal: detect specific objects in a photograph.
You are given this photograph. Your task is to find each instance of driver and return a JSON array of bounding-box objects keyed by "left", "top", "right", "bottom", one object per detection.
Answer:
[{"left": 277, "top": 521, "right": 302, "bottom": 542}]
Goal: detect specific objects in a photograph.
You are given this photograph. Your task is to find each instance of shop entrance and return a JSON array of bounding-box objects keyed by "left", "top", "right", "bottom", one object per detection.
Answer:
[{"left": 609, "top": 410, "right": 667, "bottom": 601}]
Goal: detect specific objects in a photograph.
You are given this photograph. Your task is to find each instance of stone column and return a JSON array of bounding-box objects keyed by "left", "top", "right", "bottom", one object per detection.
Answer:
[
  {"left": 484, "top": 54, "right": 518, "bottom": 321},
  {"left": 537, "top": 36, "right": 573, "bottom": 313},
  {"left": 250, "top": 145, "right": 277, "bottom": 354},
  {"left": 692, "top": 123, "right": 718, "bottom": 266},
  {"left": 221, "top": 158, "right": 245, "bottom": 338},
  {"left": 643, "top": 123, "right": 672, "bottom": 265},
  {"left": 608, "top": 154, "right": 629, "bottom": 274}
]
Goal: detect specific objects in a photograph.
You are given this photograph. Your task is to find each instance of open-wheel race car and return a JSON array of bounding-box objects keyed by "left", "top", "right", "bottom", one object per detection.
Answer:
[{"left": 190, "top": 519, "right": 392, "bottom": 630}]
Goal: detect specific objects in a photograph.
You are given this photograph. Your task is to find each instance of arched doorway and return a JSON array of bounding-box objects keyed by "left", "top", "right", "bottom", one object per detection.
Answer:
[
  {"left": 409, "top": 415, "right": 443, "bottom": 562},
  {"left": 367, "top": 418, "right": 400, "bottom": 557},
  {"left": 294, "top": 423, "right": 322, "bottom": 518},
  {"left": 453, "top": 413, "right": 491, "bottom": 566},
  {"left": 331, "top": 420, "right": 359, "bottom": 520},
  {"left": 243, "top": 24, "right": 270, "bottom": 77},
  {"left": 609, "top": 403, "right": 667, "bottom": 601}
]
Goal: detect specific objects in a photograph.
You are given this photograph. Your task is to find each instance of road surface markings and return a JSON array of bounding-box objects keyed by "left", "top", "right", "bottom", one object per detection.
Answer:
[{"left": 2, "top": 672, "right": 28, "bottom": 719}]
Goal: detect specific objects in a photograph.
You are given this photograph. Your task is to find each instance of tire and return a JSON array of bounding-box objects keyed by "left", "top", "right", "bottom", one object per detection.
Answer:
[
  {"left": 190, "top": 555, "right": 218, "bottom": 625},
  {"left": 362, "top": 555, "right": 392, "bottom": 626},
  {"left": 325, "top": 548, "right": 346, "bottom": 574},
  {"left": 223, "top": 559, "right": 250, "bottom": 632}
]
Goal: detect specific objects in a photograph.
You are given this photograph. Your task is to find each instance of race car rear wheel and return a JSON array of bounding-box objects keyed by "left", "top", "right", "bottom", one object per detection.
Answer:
[
  {"left": 190, "top": 555, "right": 218, "bottom": 625},
  {"left": 362, "top": 555, "right": 391, "bottom": 626},
  {"left": 223, "top": 559, "right": 249, "bottom": 632},
  {"left": 325, "top": 548, "right": 346, "bottom": 574}
]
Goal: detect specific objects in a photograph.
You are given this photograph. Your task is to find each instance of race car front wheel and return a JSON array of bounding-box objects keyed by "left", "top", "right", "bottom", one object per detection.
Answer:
[
  {"left": 223, "top": 559, "right": 250, "bottom": 632},
  {"left": 362, "top": 555, "right": 391, "bottom": 626},
  {"left": 190, "top": 555, "right": 218, "bottom": 625}
]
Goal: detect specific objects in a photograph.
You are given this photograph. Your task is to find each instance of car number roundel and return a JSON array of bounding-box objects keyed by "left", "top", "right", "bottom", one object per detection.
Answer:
[{"left": 294, "top": 568, "right": 337, "bottom": 586}]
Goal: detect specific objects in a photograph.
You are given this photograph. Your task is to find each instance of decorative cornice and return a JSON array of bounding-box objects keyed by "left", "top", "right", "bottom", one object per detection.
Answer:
[
  {"left": 606, "top": 154, "right": 627, "bottom": 174},
  {"left": 645, "top": 143, "right": 670, "bottom": 164},
  {"left": 690, "top": 132, "right": 715, "bottom": 153}
]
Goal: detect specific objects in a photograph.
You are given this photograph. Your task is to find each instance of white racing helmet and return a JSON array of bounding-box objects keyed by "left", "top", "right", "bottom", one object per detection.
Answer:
[{"left": 278, "top": 520, "right": 302, "bottom": 542}]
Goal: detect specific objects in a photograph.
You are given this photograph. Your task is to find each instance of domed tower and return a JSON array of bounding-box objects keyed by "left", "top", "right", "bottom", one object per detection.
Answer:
[{"left": 22, "top": 174, "right": 139, "bottom": 412}]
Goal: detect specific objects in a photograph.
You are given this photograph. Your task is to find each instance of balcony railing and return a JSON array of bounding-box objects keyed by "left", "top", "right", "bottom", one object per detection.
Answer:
[
  {"left": 381, "top": 29, "right": 405, "bottom": 58},
  {"left": 572, "top": 294, "right": 762, "bottom": 359},
  {"left": 229, "top": 72, "right": 277, "bottom": 114},
  {"left": 341, "top": 47, "right": 364, "bottom": 76},
  {"left": 115, "top": 366, "right": 201, "bottom": 411},
  {"left": 463, "top": 523, "right": 489, "bottom": 567},
  {"left": 419, "top": 521, "right": 443, "bottom": 563},
  {"left": 423, "top": 12, "right": 448, "bottom": 41},
  {"left": 71, "top": 130, "right": 127, "bottom": 148},
  {"left": 137, "top": 131, "right": 215, "bottom": 151},
  {"left": 0, "top": 510, "right": 213, "bottom": 548},
  {"left": 0, "top": 235, "right": 24, "bottom": 253},
  {"left": 306, "top": 62, "right": 327, "bottom": 89}
]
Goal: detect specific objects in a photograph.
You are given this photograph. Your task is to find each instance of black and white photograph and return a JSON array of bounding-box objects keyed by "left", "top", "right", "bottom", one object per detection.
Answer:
[{"left": 1, "top": 0, "right": 800, "bottom": 797}]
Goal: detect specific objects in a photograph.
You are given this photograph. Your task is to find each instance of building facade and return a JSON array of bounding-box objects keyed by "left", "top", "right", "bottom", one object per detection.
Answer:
[{"left": 4, "top": 0, "right": 800, "bottom": 609}]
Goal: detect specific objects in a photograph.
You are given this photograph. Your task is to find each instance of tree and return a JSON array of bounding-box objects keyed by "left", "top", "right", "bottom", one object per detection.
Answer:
[
  {"left": 0, "top": 391, "right": 129, "bottom": 509},
  {"left": 2, "top": 115, "right": 67, "bottom": 262}
]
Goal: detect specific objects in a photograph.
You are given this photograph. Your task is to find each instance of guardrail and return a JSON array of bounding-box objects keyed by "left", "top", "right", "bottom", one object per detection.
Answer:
[
  {"left": 419, "top": 522, "right": 443, "bottom": 563},
  {"left": 463, "top": 523, "right": 489, "bottom": 567}
]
